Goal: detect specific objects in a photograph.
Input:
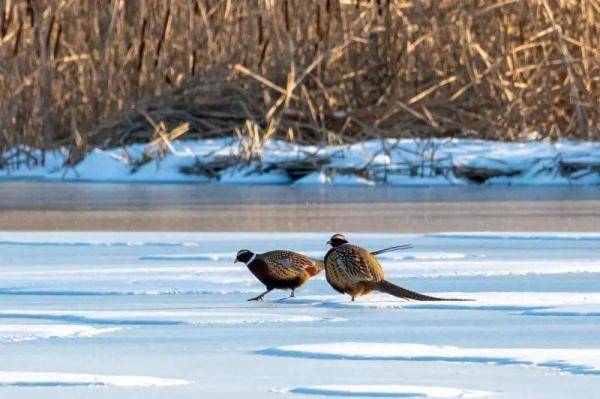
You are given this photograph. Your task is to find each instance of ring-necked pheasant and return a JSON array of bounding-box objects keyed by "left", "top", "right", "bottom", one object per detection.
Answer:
[
  {"left": 324, "top": 233, "right": 468, "bottom": 302},
  {"left": 236, "top": 242, "right": 415, "bottom": 302},
  {"left": 235, "top": 249, "right": 323, "bottom": 301}
]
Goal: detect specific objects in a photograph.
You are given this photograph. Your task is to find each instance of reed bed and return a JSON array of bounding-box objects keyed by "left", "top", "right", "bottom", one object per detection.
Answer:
[{"left": 0, "top": 0, "right": 598, "bottom": 163}]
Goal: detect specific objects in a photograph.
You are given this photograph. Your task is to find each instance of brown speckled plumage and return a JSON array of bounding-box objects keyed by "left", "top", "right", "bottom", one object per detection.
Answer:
[
  {"left": 325, "top": 234, "right": 468, "bottom": 302},
  {"left": 325, "top": 244, "right": 383, "bottom": 299},
  {"left": 238, "top": 250, "right": 323, "bottom": 301}
]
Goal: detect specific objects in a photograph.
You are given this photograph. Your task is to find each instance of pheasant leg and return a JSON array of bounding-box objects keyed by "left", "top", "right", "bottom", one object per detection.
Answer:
[{"left": 247, "top": 289, "right": 273, "bottom": 301}]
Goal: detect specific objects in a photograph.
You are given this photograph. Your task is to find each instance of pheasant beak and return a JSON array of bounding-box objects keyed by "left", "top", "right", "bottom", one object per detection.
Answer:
[
  {"left": 233, "top": 259, "right": 239, "bottom": 264},
  {"left": 326, "top": 240, "right": 332, "bottom": 245}
]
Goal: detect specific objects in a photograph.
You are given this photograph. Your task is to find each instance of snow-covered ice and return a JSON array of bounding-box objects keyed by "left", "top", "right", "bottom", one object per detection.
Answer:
[
  {"left": 261, "top": 342, "right": 600, "bottom": 376},
  {"left": 280, "top": 292, "right": 600, "bottom": 313},
  {"left": 280, "top": 384, "right": 493, "bottom": 398},
  {"left": 521, "top": 305, "right": 600, "bottom": 317},
  {"left": 427, "top": 232, "right": 600, "bottom": 241},
  {"left": 1, "top": 231, "right": 599, "bottom": 398},
  {"left": 0, "top": 309, "right": 340, "bottom": 325},
  {"left": 0, "top": 324, "right": 120, "bottom": 343},
  {"left": 0, "top": 371, "right": 190, "bottom": 387}
]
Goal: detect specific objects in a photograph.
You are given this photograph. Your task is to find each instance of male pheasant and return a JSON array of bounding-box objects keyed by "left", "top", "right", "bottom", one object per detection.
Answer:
[
  {"left": 235, "top": 249, "right": 323, "bottom": 301},
  {"left": 324, "top": 233, "right": 468, "bottom": 302}
]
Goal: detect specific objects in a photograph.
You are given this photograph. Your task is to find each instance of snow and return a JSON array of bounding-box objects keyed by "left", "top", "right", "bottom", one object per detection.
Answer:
[
  {"left": 283, "top": 292, "right": 600, "bottom": 313},
  {"left": 1, "top": 231, "right": 599, "bottom": 397},
  {"left": 0, "top": 309, "right": 340, "bottom": 325},
  {"left": 381, "top": 260, "right": 600, "bottom": 278},
  {"left": 294, "top": 171, "right": 377, "bottom": 186},
  {"left": 0, "top": 371, "right": 190, "bottom": 387},
  {"left": 260, "top": 342, "right": 600, "bottom": 376},
  {"left": 2, "top": 139, "right": 598, "bottom": 185},
  {"left": 219, "top": 163, "right": 292, "bottom": 184},
  {"left": 521, "top": 305, "right": 600, "bottom": 317},
  {"left": 0, "top": 324, "right": 121, "bottom": 343},
  {"left": 281, "top": 385, "right": 493, "bottom": 398}
]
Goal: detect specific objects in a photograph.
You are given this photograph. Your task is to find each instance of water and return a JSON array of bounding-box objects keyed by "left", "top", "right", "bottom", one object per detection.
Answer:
[
  {"left": 0, "top": 182, "right": 598, "bottom": 232},
  {"left": 1, "top": 182, "right": 599, "bottom": 208}
]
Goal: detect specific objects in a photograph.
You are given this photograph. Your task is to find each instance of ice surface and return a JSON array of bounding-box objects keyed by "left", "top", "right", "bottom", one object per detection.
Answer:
[
  {"left": 282, "top": 292, "right": 600, "bottom": 313},
  {"left": 382, "top": 260, "right": 600, "bottom": 278},
  {"left": 520, "top": 305, "right": 600, "bottom": 317},
  {"left": 261, "top": 342, "right": 600, "bottom": 376},
  {"left": 0, "top": 324, "right": 120, "bottom": 342},
  {"left": 428, "top": 232, "right": 600, "bottom": 241},
  {"left": 0, "top": 309, "right": 339, "bottom": 326},
  {"left": 0, "top": 371, "right": 190, "bottom": 387},
  {"left": 281, "top": 384, "right": 493, "bottom": 398},
  {"left": 0, "top": 231, "right": 599, "bottom": 398}
]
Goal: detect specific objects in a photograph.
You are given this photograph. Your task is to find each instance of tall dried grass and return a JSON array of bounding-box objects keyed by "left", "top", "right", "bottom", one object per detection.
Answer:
[{"left": 0, "top": 0, "right": 598, "bottom": 159}]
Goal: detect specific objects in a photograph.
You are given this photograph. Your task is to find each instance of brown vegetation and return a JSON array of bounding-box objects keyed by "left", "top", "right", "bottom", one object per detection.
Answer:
[{"left": 0, "top": 0, "right": 599, "bottom": 159}]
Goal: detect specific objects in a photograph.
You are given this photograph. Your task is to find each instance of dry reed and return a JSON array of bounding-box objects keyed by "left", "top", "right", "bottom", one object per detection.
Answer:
[{"left": 0, "top": 0, "right": 599, "bottom": 162}]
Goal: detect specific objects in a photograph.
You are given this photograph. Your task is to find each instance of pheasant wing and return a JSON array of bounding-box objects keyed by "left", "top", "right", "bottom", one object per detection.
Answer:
[
  {"left": 332, "top": 245, "right": 379, "bottom": 283},
  {"left": 263, "top": 251, "right": 311, "bottom": 280}
]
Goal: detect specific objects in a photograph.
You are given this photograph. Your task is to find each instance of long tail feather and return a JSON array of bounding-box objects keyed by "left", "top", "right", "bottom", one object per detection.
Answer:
[
  {"left": 372, "top": 280, "right": 470, "bottom": 301},
  {"left": 370, "top": 244, "right": 413, "bottom": 256}
]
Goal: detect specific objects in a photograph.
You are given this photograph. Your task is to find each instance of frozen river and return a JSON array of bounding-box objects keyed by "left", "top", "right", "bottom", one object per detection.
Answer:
[
  {"left": 0, "top": 183, "right": 599, "bottom": 398},
  {"left": 1, "top": 231, "right": 599, "bottom": 398}
]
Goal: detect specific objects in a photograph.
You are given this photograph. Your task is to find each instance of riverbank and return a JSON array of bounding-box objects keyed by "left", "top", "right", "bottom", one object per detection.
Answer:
[{"left": 2, "top": 139, "right": 599, "bottom": 186}]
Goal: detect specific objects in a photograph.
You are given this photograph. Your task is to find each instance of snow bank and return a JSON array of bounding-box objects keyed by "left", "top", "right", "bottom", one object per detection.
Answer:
[
  {"left": 0, "top": 371, "right": 190, "bottom": 387},
  {"left": 280, "top": 384, "right": 493, "bottom": 398},
  {"left": 260, "top": 342, "right": 600, "bottom": 376},
  {"left": 2, "top": 139, "right": 598, "bottom": 186},
  {"left": 0, "top": 324, "right": 120, "bottom": 343}
]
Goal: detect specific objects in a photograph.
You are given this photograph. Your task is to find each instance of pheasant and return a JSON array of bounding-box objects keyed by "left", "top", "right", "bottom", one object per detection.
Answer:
[
  {"left": 235, "top": 243, "right": 414, "bottom": 302},
  {"left": 235, "top": 249, "right": 323, "bottom": 301},
  {"left": 324, "top": 233, "right": 468, "bottom": 302}
]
